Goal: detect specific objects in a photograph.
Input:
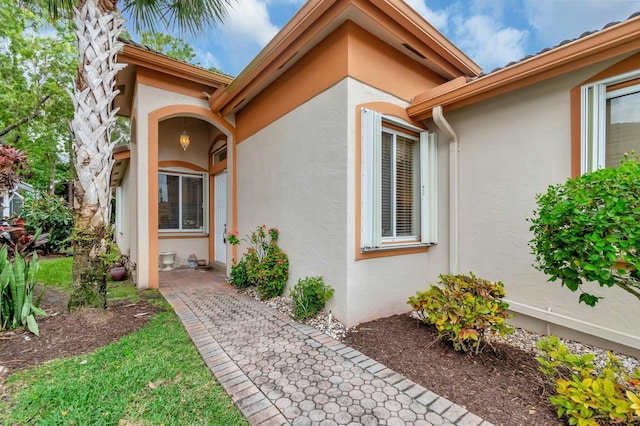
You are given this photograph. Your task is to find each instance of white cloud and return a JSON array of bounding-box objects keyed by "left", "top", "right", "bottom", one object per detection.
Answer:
[
  {"left": 523, "top": 0, "right": 640, "bottom": 46},
  {"left": 406, "top": 1, "right": 527, "bottom": 71},
  {"left": 405, "top": 0, "right": 450, "bottom": 31},
  {"left": 452, "top": 14, "right": 528, "bottom": 72},
  {"left": 221, "top": 0, "right": 279, "bottom": 47},
  {"left": 194, "top": 49, "right": 222, "bottom": 70}
]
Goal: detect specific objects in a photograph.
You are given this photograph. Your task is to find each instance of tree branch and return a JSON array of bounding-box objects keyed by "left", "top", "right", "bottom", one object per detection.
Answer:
[
  {"left": 0, "top": 94, "right": 51, "bottom": 138},
  {"left": 614, "top": 277, "right": 640, "bottom": 302}
]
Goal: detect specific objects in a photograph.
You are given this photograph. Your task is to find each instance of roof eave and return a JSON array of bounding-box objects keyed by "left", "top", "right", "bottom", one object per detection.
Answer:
[
  {"left": 209, "top": 0, "right": 337, "bottom": 113},
  {"left": 368, "top": 0, "right": 481, "bottom": 76},
  {"left": 211, "top": 0, "right": 482, "bottom": 115},
  {"left": 118, "top": 44, "right": 233, "bottom": 88},
  {"left": 408, "top": 15, "right": 640, "bottom": 121}
]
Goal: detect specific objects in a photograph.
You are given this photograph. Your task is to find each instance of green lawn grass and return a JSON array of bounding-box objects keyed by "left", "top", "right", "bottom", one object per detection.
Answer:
[
  {"left": 2, "top": 258, "right": 248, "bottom": 425},
  {"left": 36, "top": 256, "right": 73, "bottom": 290},
  {"left": 36, "top": 256, "right": 154, "bottom": 302}
]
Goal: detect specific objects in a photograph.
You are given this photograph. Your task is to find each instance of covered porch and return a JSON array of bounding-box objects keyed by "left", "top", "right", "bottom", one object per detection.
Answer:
[{"left": 112, "top": 40, "right": 237, "bottom": 290}]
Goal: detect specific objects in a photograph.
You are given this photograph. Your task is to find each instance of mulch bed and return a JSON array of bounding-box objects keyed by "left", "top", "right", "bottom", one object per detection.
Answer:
[
  {"left": 2, "top": 282, "right": 563, "bottom": 425},
  {"left": 345, "top": 313, "right": 562, "bottom": 426},
  {"left": 0, "top": 285, "right": 164, "bottom": 377}
]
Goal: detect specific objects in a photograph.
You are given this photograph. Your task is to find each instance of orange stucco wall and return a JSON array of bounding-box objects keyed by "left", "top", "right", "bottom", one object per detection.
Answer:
[{"left": 235, "top": 21, "right": 447, "bottom": 142}]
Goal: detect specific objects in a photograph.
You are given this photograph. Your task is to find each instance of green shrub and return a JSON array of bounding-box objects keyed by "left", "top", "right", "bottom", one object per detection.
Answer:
[
  {"left": 407, "top": 273, "right": 513, "bottom": 354},
  {"left": 20, "top": 192, "right": 73, "bottom": 254},
  {"left": 528, "top": 157, "right": 640, "bottom": 306},
  {"left": 0, "top": 248, "right": 46, "bottom": 335},
  {"left": 536, "top": 336, "right": 640, "bottom": 425},
  {"left": 247, "top": 242, "right": 289, "bottom": 300},
  {"left": 227, "top": 225, "right": 289, "bottom": 300},
  {"left": 290, "top": 276, "right": 334, "bottom": 319},
  {"left": 229, "top": 258, "right": 250, "bottom": 288}
]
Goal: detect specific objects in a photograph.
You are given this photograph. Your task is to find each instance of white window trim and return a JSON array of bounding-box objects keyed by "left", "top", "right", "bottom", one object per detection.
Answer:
[
  {"left": 360, "top": 108, "right": 437, "bottom": 252},
  {"left": 8, "top": 191, "right": 24, "bottom": 217},
  {"left": 158, "top": 169, "right": 209, "bottom": 234},
  {"left": 381, "top": 127, "right": 420, "bottom": 242},
  {"left": 581, "top": 69, "right": 640, "bottom": 174}
]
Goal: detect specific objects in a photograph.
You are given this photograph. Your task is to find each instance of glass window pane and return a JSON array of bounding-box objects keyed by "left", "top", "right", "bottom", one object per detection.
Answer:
[
  {"left": 9, "top": 194, "right": 23, "bottom": 216},
  {"left": 158, "top": 174, "right": 180, "bottom": 229},
  {"left": 395, "top": 135, "right": 416, "bottom": 237},
  {"left": 606, "top": 90, "right": 640, "bottom": 168},
  {"left": 182, "top": 176, "right": 203, "bottom": 230},
  {"left": 381, "top": 132, "right": 393, "bottom": 238}
]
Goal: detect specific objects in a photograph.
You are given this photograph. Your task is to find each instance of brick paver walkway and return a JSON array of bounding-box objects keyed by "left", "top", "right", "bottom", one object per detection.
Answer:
[{"left": 159, "top": 269, "right": 493, "bottom": 426}]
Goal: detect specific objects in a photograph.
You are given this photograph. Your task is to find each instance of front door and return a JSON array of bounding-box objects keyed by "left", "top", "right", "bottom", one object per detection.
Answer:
[{"left": 214, "top": 171, "right": 227, "bottom": 264}]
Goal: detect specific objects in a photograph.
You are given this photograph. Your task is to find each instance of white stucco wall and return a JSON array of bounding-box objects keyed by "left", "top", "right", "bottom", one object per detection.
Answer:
[
  {"left": 133, "top": 84, "right": 216, "bottom": 289},
  {"left": 237, "top": 78, "right": 451, "bottom": 327},
  {"left": 237, "top": 80, "right": 351, "bottom": 322},
  {"left": 158, "top": 238, "right": 209, "bottom": 267},
  {"left": 158, "top": 118, "right": 212, "bottom": 168},
  {"left": 115, "top": 166, "right": 132, "bottom": 258},
  {"left": 344, "top": 79, "right": 450, "bottom": 326},
  {"left": 443, "top": 62, "right": 640, "bottom": 354},
  {"left": 129, "top": 99, "right": 139, "bottom": 283}
]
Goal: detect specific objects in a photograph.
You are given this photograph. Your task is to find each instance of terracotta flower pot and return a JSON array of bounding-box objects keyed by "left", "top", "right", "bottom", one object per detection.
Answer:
[{"left": 110, "top": 266, "right": 127, "bottom": 281}]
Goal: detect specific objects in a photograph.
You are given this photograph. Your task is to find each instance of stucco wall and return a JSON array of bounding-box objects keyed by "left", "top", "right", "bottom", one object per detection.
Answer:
[
  {"left": 133, "top": 84, "right": 217, "bottom": 289},
  {"left": 236, "top": 80, "right": 351, "bottom": 322},
  {"left": 344, "top": 79, "right": 451, "bottom": 327},
  {"left": 442, "top": 62, "right": 640, "bottom": 354},
  {"left": 158, "top": 238, "right": 209, "bottom": 267},
  {"left": 115, "top": 166, "right": 132, "bottom": 258},
  {"left": 158, "top": 118, "right": 212, "bottom": 169},
  {"left": 237, "top": 78, "right": 452, "bottom": 327}
]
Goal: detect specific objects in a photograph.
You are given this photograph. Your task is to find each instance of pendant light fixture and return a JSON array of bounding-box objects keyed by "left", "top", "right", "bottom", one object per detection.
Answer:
[{"left": 179, "top": 117, "right": 190, "bottom": 151}]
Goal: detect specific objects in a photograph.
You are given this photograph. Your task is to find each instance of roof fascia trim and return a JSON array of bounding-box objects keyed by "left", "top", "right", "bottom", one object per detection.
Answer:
[
  {"left": 209, "top": 0, "right": 338, "bottom": 112},
  {"left": 408, "top": 16, "right": 640, "bottom": 120},
  {"left": 368, "top": 0, "right": 480, "bottom": 76},
  {"left": 211, "top": 0, "right": 482, "bottom": 114},
  {"left": 119, "top": 44, "right": 233, "bottom": 88}
]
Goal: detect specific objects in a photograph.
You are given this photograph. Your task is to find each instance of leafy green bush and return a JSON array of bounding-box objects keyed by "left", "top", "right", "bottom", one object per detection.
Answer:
[
  {"left": 536, "top": 336, "right": 640, "bottom": 425},
  {"left": 290, "top": 276, "right": 334, "bottom": 319},
  {"left": 20, "top": 192, "right": 73, "bottom": 254},
  {"left": 528, "top": 157, "right": 640, "bottom": 306},
  {"left": 247, "top": 242, "right": 289, "bottom": 300},
  {"left": 0, "top": 248, "right": 46, "bottom": 335},
  {"left": 407, "top": 273, "right": 513, "bottom": 354},
  {"left": 229, "top": 258, "right": 250, "bottom": 288},
  {"left": 227, "top": 225, "right": 289, "bottom": 299}
]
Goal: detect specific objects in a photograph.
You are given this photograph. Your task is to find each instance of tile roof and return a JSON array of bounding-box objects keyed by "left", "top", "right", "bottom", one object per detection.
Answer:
[{"left": 482, "top": 11, "right": 640, "bottom": 76}]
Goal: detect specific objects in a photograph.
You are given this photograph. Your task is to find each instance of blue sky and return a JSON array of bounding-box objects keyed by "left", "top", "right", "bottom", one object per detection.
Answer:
[{"left": 126, "top": 0, "right": 640, "bottom": 77}]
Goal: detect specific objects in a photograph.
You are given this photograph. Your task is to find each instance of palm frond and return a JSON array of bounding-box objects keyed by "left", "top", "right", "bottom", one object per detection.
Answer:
[{"left": 122, "top": 0, "right": 235, "bottom": 36}]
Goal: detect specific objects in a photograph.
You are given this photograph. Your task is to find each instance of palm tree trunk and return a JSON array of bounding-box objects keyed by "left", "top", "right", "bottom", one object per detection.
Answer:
[{"left": 68, "top": 0, "right": 125, "bottom": 310}]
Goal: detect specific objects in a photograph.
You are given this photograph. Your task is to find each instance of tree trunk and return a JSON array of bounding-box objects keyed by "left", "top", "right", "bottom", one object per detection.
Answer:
[
  {"left": 68, "top": 0, "right": 125, "bottom": 310},
  {"left": 48, "top": 154, "right": 56, "bottom": 196},
  {"left": 68, "top": 223, "right": 108, "bottom": 309}
]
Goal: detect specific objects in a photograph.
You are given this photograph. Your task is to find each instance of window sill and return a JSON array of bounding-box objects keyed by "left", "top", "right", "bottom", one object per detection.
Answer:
[
  {"left": 357, "top": 243, "right": 432, "bottom": 260},
  {"left": 159, "top": 233, "right": 209, "bottom": 239},
  {"left": 362, "top": 242, "right": 432, "bottom": 253}
]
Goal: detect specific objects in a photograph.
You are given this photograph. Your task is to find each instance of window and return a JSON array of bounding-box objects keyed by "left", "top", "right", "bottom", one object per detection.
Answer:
[
  {"left": 361, "top": 108, "right": 437, "bottom": 251},
  {"left": 213, "top": 147, "right": 227, "bottom": 164},
  {"left": 9, "top": 192, "right": 24, "bottom": 217},
  {"left": 158, "top": 171, "right": 207, "bottom": 232},
  {"left": 581, "top": 70, "right": 640, "bottom": 173}
]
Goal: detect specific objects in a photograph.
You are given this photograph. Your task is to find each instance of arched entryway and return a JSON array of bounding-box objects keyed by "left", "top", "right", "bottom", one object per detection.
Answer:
[{"left": 143, "top": 104, "right": 235, "bottom": 289}]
